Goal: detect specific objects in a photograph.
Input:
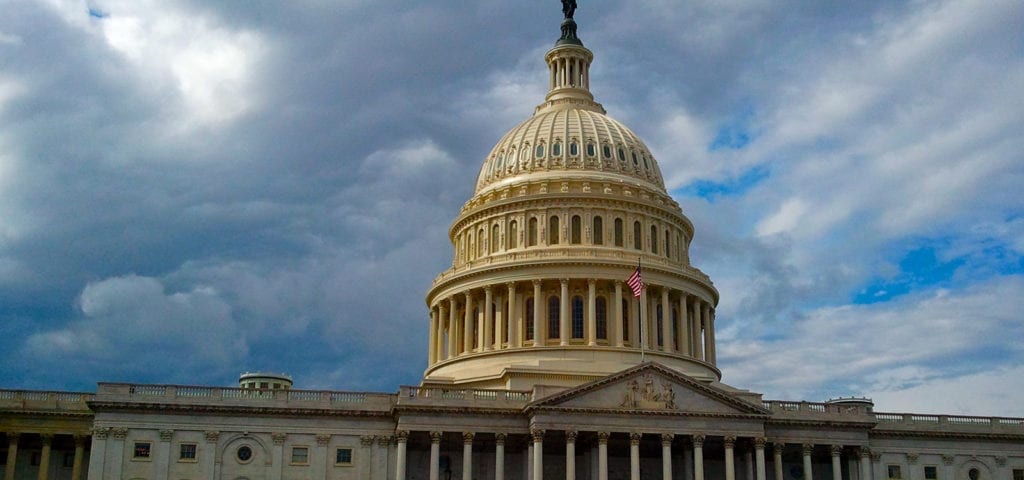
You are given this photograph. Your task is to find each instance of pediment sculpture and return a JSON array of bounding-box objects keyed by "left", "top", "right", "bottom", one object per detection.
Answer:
[{"left": 620, "top": 374, "right": 677, "bottom": 410}]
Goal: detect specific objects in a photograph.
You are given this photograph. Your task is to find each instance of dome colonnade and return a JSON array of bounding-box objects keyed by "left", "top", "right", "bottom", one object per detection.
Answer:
[{"left": 423, "top": 17, "right": 719, "bottom": 389}]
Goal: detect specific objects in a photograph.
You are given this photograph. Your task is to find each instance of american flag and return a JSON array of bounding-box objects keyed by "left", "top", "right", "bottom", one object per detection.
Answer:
[{"left": 626, "top": 262, "right": 643, "bottom": 297}]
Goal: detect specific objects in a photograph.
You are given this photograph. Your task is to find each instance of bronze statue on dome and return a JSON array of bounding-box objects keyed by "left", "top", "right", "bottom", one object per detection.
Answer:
[{"left": 562, "top": 0, "right": 577, "bottom": 20}]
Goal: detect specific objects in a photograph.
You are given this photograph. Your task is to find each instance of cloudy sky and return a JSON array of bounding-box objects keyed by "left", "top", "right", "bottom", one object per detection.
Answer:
[{"left": 1, "top": 0, "right": 1021, "bottom": 416}]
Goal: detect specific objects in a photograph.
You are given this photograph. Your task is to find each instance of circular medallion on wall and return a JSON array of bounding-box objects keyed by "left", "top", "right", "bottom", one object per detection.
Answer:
[{"left": 237, "top": 445, "right": 253, "bottom": 463}]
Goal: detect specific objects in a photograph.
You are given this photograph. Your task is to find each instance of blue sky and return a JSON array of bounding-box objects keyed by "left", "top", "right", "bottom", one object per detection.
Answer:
[{"left": 1, "top": 0, "right": 1022, "bottom": 416}]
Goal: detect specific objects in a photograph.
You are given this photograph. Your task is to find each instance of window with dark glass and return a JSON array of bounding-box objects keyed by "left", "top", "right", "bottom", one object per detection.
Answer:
[
  {"left": 924, "top": 467, "right": 938, "bottom": 480},
  {"left": 586, "top": 143, "right": 596, "bottom": 157},
  {"left": 491, "top": 225, "right": 499, "bottom": 253},
  {"left": 536, "top": 145, "right": 544, "bottom": 158},
  {"left": 472, "top": 309, "right": 479, "bottom": 348},
  {"left": 614, "top": 218, "right": 624, "bottom": 246},
  {"left": 632, "top": 152, "right": 639, "bottom": 165},
  {"left": 549, "top": 216, "right": 560, "bottom": 245},
  {"left": 622, "top": 299, "right": 630, "bottom": 341},
  {"left": 672, "top": 309, "right": 680, "bottom": 350},
  {"left": 525, "top": 298, "right": 535, "bottom": 340},
  {"left": 618, "top": 148, "right": 625, "bottom": 161},
  {"left": 179, "top": 443, "right": 197, "bottom": 461},
  {"left": 528, "top": 217, "right": 538, "bottom": 246},
  {"left": 888, "top": 466, "right": 903, "bottom": 479},
  {"left": 336, "top": 448, "right": 353, "bottom": 465},
  {"left": 134, "top": 442, "right": 151, "bottom": 459},
  {"left": 291, "top": 447, "right": 309, "bottom": 464},
  {"left": 656, "top": 304, "right": 664, "bottom": 346},
  {"left": 552, "top": 142, "right": 561, "bottom": 156},
  {"left": 596, "top": 297, "right": 607, "bottom": 339},
  {"left": 237, "top": 446, "right": 253, "bottom": 462},
  {"left": 570, "top": 142, "right": 579, "bottom": 156},
  {"left": 508, "top": 220, "right": 518, "bottom": 249},
  {"left": 651, "top": 225, "right": 658, "bottom": 254},
  {"left": 571, "top": 295, "right": 584, "bottom": 338},
  {"left": 633, "top": 221, "right": 642, "bottom": 250},
  {"left": 593, "top": 216, "right": 603, "bottom": 245},
  {"left": 548, "top": 296, "right": 560, "bottom": 339},
  {"left": 571, "top": 215, "right": 582, "bottom": 244},
  {"left": 602, "top": 145, "right": 612, "bottom": 158},
  {"left": 665, "top": 231, "right": 671, "bottom": 258}
]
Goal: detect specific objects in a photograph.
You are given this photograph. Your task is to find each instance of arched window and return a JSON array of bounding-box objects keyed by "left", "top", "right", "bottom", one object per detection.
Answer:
[
  {"left": 593, "top": 216, "right": 603, "bottom": 245},
  {"left": 614, "top": 218, "right": 624, "bottom": 247},
  {"left": 548, "top": 296, "right": 560, "bottom": 339},
  {"left": 622, "top": 299, "right": 630, "bottom": 342},
  {"left": 549, "top": 216, "right": 560, "bottom": 245},
  {"left": 571, "top": 215, "right": 582, "bottom": 244},
  {"left": 656, "top": 304, "right": 664, "bottom": 347},
  {"left": 496, "top": 153, "right": 504, "bottom": 171},
  {"left": 478, "top": 227, "right": 486, "bottom": 257},
  {"left": 618, "top": 147, "right": 626, "bottom": 161},
  {"left": 508, "top": 220, "right": 518, "bottom": 249},
  {"left": 586, "top": 142, "right": 596, "bottom": 157},
  {"left": 651, "top": 225, "right": 658, "bottom": 254},
  {"left": 536, "top": 144, "right": 545, "bottom": 158},
  {"left": 491, "top": 224, "right": 499, "bottom": 253},
  {"left": 528, "top": 217, "right": 538, "bottom": 246},
  {"left": 596, "top": 297, "right": 607, "bottom": 339},
  {"left": 633, "top": 221, "right": 642, "bottom": 250},
  {"left": 571, "top": 295, "right": 584, "bottom": 339},
  {"left": 473, "top": 308, "right": 480, "bottom": 348},
  {"left": 570, "top": 142, "right": 579, "bottom": 156},
  {"left": 672, "top": 308, "right": 680, "bottom": 350},
  {"left": 552, "top": 142, "right": 562, "bottom": 156},
  {"left": 602, "top": 144, "right": 612, "bottom": 158},
  {"left": 525, "top": 298, "right": 534, "bottom": 341},
  {"left": 665, "top": 230, "right": 671, "bottom": 258}
]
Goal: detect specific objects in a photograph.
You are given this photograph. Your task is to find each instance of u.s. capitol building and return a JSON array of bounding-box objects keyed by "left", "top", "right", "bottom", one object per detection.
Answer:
[{"left": 2, "top": 6, "right": 1022, "bottom": 480}]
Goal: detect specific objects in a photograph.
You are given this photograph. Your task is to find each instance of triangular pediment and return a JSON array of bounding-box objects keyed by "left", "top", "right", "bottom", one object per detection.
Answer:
[{"left": 529, "top": 362, "right": 769, "bottom": 416}]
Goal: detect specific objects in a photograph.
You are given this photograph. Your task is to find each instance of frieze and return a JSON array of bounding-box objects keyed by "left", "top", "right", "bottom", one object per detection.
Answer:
[{"left": 619, "top": 374, "right": 677, "bottom": 410}]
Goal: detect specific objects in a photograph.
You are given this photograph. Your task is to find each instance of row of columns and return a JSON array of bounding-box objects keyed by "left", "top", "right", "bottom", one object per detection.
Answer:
[
  {"left": 4, "top": 432, "right": 87, "bottom": 480},
  {"left": 549, "top": 52, "right": 590, "bottom": 90},
  {"left": 395, "top": 430, "right": 868, "bottom": 480},
  {"left": 428, "top": 280, "right": 716, "bottom": 366}
]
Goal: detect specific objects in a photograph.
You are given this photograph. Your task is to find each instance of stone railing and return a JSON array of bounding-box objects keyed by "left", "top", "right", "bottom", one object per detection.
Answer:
[
  {"left": 0, "top": 389, "right": 94, "bottom": 412},
  {"left": 95, "top": 384, "right": 395, "bottom": 412},
  {"left": 873, "top": 412, "right": 1024, "bottom": 433},
  {"left": 763, "top": 400, "right": 874, "bottom": 421},
  {"left": 397, "top": 386, "right": 533, "bottom": 409},
  {"left": 433, "top": 248, "right": 711, "bottom": 285}
]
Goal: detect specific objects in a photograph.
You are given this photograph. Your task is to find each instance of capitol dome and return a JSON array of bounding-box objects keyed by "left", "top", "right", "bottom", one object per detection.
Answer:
[{"left": 423, "top": 15, "right": 719, "bottom": 390}]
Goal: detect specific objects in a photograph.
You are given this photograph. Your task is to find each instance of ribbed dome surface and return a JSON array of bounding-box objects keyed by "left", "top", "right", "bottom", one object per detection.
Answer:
[{"left": 474, "top": 107, "right": 666, "bottom": 195}]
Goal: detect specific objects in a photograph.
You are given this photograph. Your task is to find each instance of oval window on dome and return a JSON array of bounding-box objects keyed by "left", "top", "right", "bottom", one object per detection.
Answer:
[
  {"left": 496, "top": 154, "right": 504, "bottom": 170},
  {"left": 552, "top": 142, "right": 561, "bottom": 156},
  {"left": 617, "top": 148, "right": 625, "bottom": 161},
  {"left": 632, "top": 152, "right": 639, "bottom": 166},
  {"left": 521, "top": 147, "right": 529, "bottom": 161},
  {"left": 643, "top": 155, "right": 650, "bottom": 169},
  {"left": 586, "top": 143, "right": 596, "bottom": 157},
  {"left": 570, "top": 142, "right": 579, "bottom": 156},
  {"left": 536, "top": 145, "right": 544, "bottom": 158},
  {"left": 602, "top": 145, "right": 611, "bottom": 158}
]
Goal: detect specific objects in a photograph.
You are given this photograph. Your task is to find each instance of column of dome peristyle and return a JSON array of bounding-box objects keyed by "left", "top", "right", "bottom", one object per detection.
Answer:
[{"left": 422, "top": 13, "right": 720, "bottom": 390}]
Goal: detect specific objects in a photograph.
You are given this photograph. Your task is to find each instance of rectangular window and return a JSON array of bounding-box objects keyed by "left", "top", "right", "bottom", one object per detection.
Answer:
[
  {"left": 335, "top": 448, "right": 353, "bottom": 465},
  {"left": 179, "top": 443, "right": 197, "bottom": 461},
  {"left": 291, "top": 447, "right": 309, "bottom": 465},
  {"left": 133, "top": 442, "right": 152, "bottom": 459},
  {"left": 1012, "top": 470, "right": 1023, "bottom": 480},
  {"left": 888, "top": 466, "right": 903, "bottom": 479},
  {"left": 925, "top": 467, "right": 938, "bottom": 480}
]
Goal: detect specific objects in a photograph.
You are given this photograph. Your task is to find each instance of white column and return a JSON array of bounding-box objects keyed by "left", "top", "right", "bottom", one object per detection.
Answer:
[
  {"left": 803, "top": 444, "right": 814, "bottom": 480},
  {"left": 709, "top": 307, "right": 717, "bottom": 364},
  {"left": 755, "top": 438, "right": 767, "bottom": 480},
  {"left": 156, "top": 430, "right": 173, "bottom": 480},
  {"left": 462, "top": 432, "right": 474, "bottom": 480},
  {"left": 725, "top": 436, "right": 737, "bottom": 480},
  {"left": 463, "top": 292, "right": 474, "bottom": 353},
  {"left": 495, "top": 293, "right": 506, "bottom": 349},
  {"left": 774, "top": 444, "right": 785, "bottom": 480},
  {"left": 508, "top": 283, "right": 519, "bottom": 348},
  {"left": 446, "top": 300, "right": 456, "bottom": 359},
  {"left": 832, "top": 446, "right": 843, "bottom": 480},
  {"left": 4, "top": 432, "right": 20, "bottom": 480},
  {"left": 395, "top": 431, "right": 408, "bottom": 480},
  {"left": 86, "top": 429, "right": 107, "bottom": 480},
  {"left": 566, "top": 431, "right": 577, "bottom": 480},
  {"left": 859, "top": 449, "right": 873, "bottom": 480},
  {"left": 691, "top": 298, "right": 703, "bottom": 360},
  {"left": 108, "top": 428, "right": 126, "bottom": 480},
  {"left": 630, "top": 433, "right": 642, "bottom": 480},
  {"left": 598, "top": 433, "right": 609, "bottom": 480},
  {"left": 942, "top": 455, "right": 954, "bottom": 480},
  {"left": 702, "top": 304, "right": 713, "bottom": 362},
  {"left": 527, "top": 443, "right": 534, "bottom": 480},
  {"left": 71, "top": 435, "right": 86, "bottom": 480},
  {"left": 661, "top": 288, "right": 671, "bottom": 351},
  {"left": 495, "top": 433, "right": 506, "bottom": 480},
  {"left": 533, "top": 280, "right": 544, "bottom": 346},
  {"left": 560, "top": 279, "right": 570, "bottom": 345},
  {"left": 436, "top": 306, "right": 445, "bottom": 360},
  {"left": 587, "top": 280, "right": 598, "bottom": 346},
  {"left": 532, "top": 429, "right": 545, "bottom": 480},
  {"left": 614, "top": 281, "right": 624, "bottom": 347},
  {"left": 429, "top": 432, "right": 442, "bottom": 480},
  {"left": 679, "top": 294, "right": 691, "bottom": 355},
  {"left": 693, "top": 435, "right": 706, "bottom": 480},
  {"left": 484, "top": 287, "right": 494, "bottom": 350},
  {"left": 37, "top": 434, "right": 52, "bottom": 480},
  {"left": 358, "top": 436, "right": 373, "bottom": 479},
  {"left": 662, "top": 434, "right": 675, "bottom": 480},
  {"left": 428, "top": 309, "right": 438, "bottom": 364}
]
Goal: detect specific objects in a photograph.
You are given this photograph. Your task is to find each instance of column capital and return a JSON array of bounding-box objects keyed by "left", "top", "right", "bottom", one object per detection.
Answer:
[
  {"left": 802, "top": 443, "right": 814, "bottom": 455},
  {"left": 723, "top": 436, "right": 736, "bottom": 448},
  {"left": 773, "top": 442, "right": 785, "bottom": 456},
  {"left": 831, "top": 445, "right": 843, "bottom": 456},
  {"left": 464, "top": 290, "right": 473, "bottom": 299},
  {"left": 588, "top": 278, "right": 596, "bottom": 286},
  {"left": 377, "top": 436, "right": 393, "bottom": 446},
  {"left": 615, "top": 280, "right": 623, "bottom": 286},
  {"left": 598, "top": 432, "right": 610, "bottom": 444},
  {"left": 5, "top": 432, "right": 20, "bottom": 443},
  {"left": 317, "top": 434, "right": 331, "bottom": 446},
  {"left": 90, "top": 428, "right": 108, "bottom": 440},
  {"left": 871, "top": 452, "right": 882, "bottom": 463},
  {"left": 630, "top": 433, "right": 642, "bottom": 445},
  {"left": 995, "top": 457, "right": 1007, "bottom": 467},
  {"left": 560, "top": 278, "right": 569, "bottom": 286},
  {"left": 531, "top": 429, "right": 545, "bottom": 442},
  {"left": 942, "top": 455, "right": 954, "bottom": 466},
  {"left": 507, "top": 282, "right": 517, "bottom": 290},
  {"left": 73, "top": 434, "right": 87, "bottom": 447},
  {"left": 111, "top": 428, "right": 128, "bottom": 440},
  {"left": 39, "top": 433, "right": 54, "bottom": 445},
  {"left": 754, "top": 437, "right": 767, "bottom": 449},
  {"left": 359, "top": 436, "right": 375, "bottom": 447},
  {"left": 159, "top": 429, "right": 174, "bottom": 442},
  {"left": 495, "top": 433, "right": 506, "bottom": 444},
  {"left": 533, "top": 279, "right": 542, "bottom": 286},
  {"left": 484, "top": 285, "right": 493, "bottom": 293},
  {"left": 430, "top": 431, "right": 443, "bottom": 443},
  {"left": 661, "top": 433, "right": 674, "bottom": 446},
  {"left": 906, "top": 453, "right": 918, "bottom": 464},
  {"left": 858, "top": 447, "right": 871, "bottom": 459},
  {"left": 692, "top": 434, "right": 705, "bottom": 447},
  {"left": 271, "top": 432, "right": 286, "bottom": 445},
  {"left": 566, "top": 430, "right": 578, "bottom": 442},
  {"left": 462, "top": 432, "right": 475, "bottom": 444}
]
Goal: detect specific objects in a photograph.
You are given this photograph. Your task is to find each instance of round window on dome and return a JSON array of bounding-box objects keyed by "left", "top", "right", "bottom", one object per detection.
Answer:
[
  {"left": 552, "top": 142, "right": 561, "bottom": 156},
  {"left": 536, "top": 145, "right": 545, "bottom": 158}
]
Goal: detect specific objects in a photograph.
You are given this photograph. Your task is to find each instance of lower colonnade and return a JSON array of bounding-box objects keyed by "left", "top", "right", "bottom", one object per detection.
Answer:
[
  {"left": 393, "top": 429, "right": 872, "bottom": 480},
  {"left": 2, "top": 431, "right": 89, "bottom": 480}
]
